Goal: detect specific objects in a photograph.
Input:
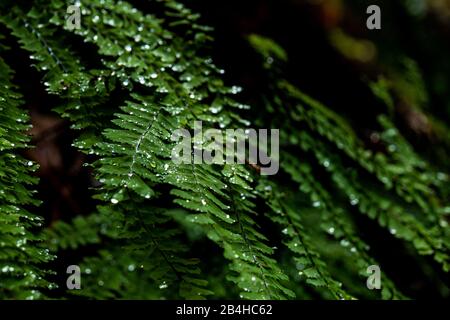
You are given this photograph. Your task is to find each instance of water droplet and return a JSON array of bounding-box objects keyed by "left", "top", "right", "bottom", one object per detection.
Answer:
[
  {"left": 231, "top": 86, "right": 242, "bottom": 94},
  {"left": 388, "top": 145, "right": 397, "bottom": 152},
  {"left": 349, "top": 195, "right": 359, "bottom": 206},
  {"left": 210, "top": 106, "right": 221, "bottom": 114},
  {"left": 2, "top": 266, "right": 14, "bottom": 273},
  {"left": 340, "top": 239, "right": 350, "bottom": 247},
  {"left": 48, "top": 283, "right": 58, "bottom": 290},
  {"left": 128, "top": 264, "right": 135, "bottom": 272},
  {"left": 105, "top": 18, "right": 116, "bottom": 26}
]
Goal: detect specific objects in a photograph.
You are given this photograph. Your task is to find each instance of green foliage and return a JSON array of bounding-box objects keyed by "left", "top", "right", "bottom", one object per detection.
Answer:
[
  {"left": 0, "top": 0, "right": 448, "bottom": 300},
  {"left": 0, "top": 55, "right": 52, "bottom": 299},
  {"left": 249, "top": 33, "right": 448, "bottom": 297}
]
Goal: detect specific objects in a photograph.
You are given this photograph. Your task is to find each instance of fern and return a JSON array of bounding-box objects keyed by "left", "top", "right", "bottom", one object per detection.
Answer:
[
  {"left": 0, "top": 0, "right": 448, "bottom": 300},
  {"left": 248, "top": 34, "right": 447, "bottom": 297},
  {"left": 0, "top": 55, "right": 52, "bottom": 299}
]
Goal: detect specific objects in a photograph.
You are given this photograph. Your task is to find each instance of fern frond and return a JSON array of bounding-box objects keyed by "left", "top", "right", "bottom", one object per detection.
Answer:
[
  {"left": 0, "top": 56, "right": 52, "bottom": 299},
  {"left": 0, "top": 0, "right": 447, "bottom": 301},
  {"left": 258, "top": 180, "right": 353, "bottom": 299},
  {"left": 4, "top": 0, "right": 295, "bottom": 299},
  {"left": 281, "top": 154, "right": 404, "bottom": 299}
]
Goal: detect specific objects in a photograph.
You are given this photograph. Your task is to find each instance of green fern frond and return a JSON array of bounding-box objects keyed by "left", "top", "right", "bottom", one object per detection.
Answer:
[
  {"left": 258, "top": 180, "right": 353, "bottom": 299},
  {"left": 0, "top": 0, "right": 447, "bottom": 301},
  {"left": 0, "top": 56, "right": 52, "bottom": 299}
]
